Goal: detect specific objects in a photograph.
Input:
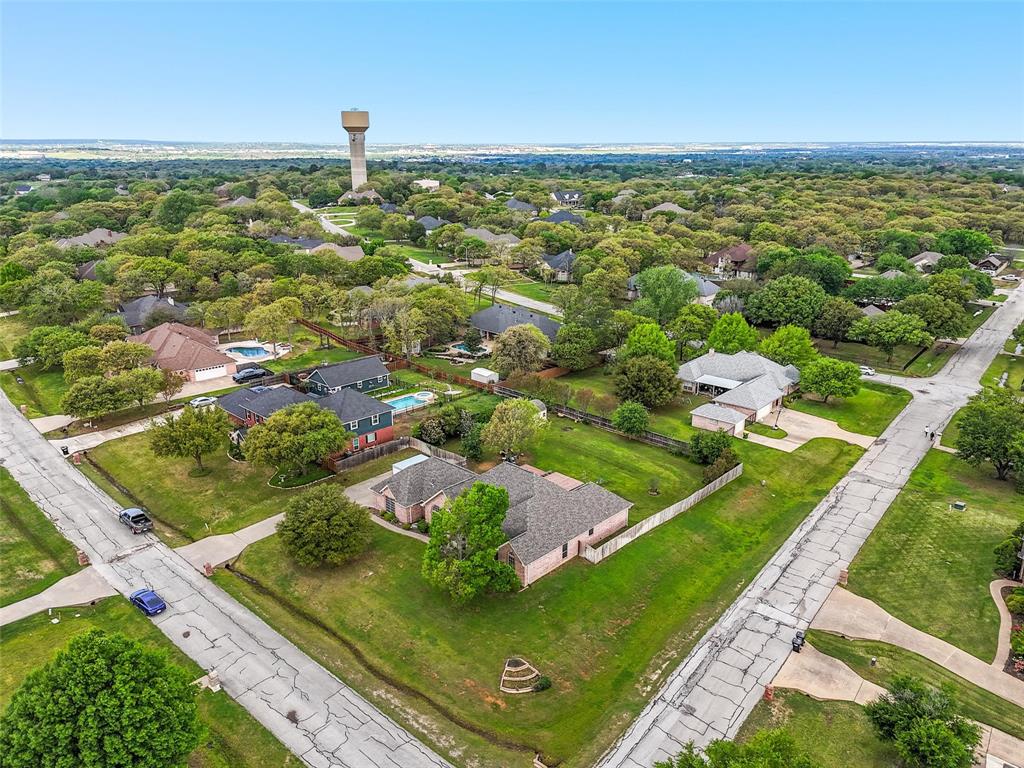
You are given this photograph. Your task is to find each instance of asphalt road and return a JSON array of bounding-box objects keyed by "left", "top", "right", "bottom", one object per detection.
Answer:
[
  {"left": 598, "top": 284, "right": 1024, "bottom": 767},
  {"left": 0, "top": 389, "right": 451, "bottom": 768}
]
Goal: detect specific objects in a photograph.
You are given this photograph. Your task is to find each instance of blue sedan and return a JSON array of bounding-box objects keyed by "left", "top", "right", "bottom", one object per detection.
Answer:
[{"left": 129, "top": 589, "right": 167, "bottom": 616}]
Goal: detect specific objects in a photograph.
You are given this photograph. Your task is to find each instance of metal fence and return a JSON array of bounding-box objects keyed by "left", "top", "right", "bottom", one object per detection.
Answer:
[{"left": 582, "top": 464, "right": 744, "bottom": 564}]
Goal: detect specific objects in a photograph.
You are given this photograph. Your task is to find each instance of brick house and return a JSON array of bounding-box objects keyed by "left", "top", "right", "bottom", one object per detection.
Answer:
[
  {"left": 304, "top": 356, "right": 391, "bottom": 396},
  {"left": 371, "top": 458, "right": 632, "bottom": 586},
  {"left": 131, "top": 322, "right": 236, "bottom": 382},
  {"left": 705, "top": 243, "right": 758, "bottom": 279}
]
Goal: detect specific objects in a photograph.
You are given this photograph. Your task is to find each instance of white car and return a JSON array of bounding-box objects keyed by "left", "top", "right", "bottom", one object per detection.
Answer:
[
  {"left": 189, "top": 396, "right": 218, "bottom": 408},
  {"left": 1001, "top": 274, "right": 1019, "bottom": 282},
  {"left": 859, "top": 366, "right": 876, "bottom": 377}
]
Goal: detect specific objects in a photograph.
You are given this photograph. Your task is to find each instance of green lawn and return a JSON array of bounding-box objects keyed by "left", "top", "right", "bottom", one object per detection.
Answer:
[
  {"left": 745, "top": 421, "right": 788, "bottom": 439},
  {"left": 980, "top": 352, "right": 1024, "bottom": 391},
  {"left": 0, "top": 597, "right": 297, "bottom": 768},
  {"left": 503, "top": 281, "right": 562, "bottom": 304},
  {"left": 903, "top": 341, "right": 959, "bottom": 376},
  {"left": 786, "top": 381, "right": 911, "bottom": 436},
  {"left": 962, "top": 303, "right": 996, "bottom": 337},
  {"left": 814, "top": 338, "right": 958, "bottom": 377},
  {"left": 940, "top": 407, "right": 963, "bottom": 448},
  {"left": 393, "top": 244, "right": 453, "bottom": 264},
  {"left": 264, "top": 341, "right": 362, "bottom": 373},
  {"left": 213, "top": 437, "right": 860, "bottom": 768},
  {"left": 807, "top": 630, "right": 1024, "bottom": 741},
  {"left": 0, "top": 364, "right": 68, "bottom": 417},
  {"left": 0, "top": 314, "right": 30, "bottom": 359},
  {"left": 0, "top": 468, "right": 82, "bottom": 607},
  {"left": 847, "top": 450, "right": 1024, "bottom": 662},
  {"left": 411, "top": 354, "right": 480, "bottom": 379},
  {"left": 737, "top": 690, "right": 898, "bottom": 768},
  {"left": 1005, "top": 336, "right": 1021, "bottom": 353}
]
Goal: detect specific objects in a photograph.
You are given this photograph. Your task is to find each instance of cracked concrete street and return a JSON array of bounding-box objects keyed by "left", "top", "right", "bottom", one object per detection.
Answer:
[
  {"left": 0, "top": 389, "right": 451, "bottom": 768},
  {"left": 598, "top": 284, "right": 1024, "bottom": 768}
]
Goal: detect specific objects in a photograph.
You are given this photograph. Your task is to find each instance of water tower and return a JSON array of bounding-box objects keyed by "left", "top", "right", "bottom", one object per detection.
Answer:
[{"left": 341, "top": 109, "right": 369, "bottom": 190}]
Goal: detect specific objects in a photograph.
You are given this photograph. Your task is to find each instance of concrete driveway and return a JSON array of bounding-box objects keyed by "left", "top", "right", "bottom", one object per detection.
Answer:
[{"left": 742, "top": 408, "right": 876, "bottom": 453}]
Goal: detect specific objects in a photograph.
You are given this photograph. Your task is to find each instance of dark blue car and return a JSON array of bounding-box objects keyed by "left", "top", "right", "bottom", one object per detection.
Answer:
[{"left": 129, "top": 589, "right": 167, "bottom": 616}]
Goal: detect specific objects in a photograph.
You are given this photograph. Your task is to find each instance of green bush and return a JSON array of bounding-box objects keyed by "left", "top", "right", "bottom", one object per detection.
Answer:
[
  {"left": 690, "top": 429, "right": 732, "bottom": 465},
  {"left": 702, "top": 448, "right": 738, "bottom": 485},
  {"left": 532, "top": 675, "right": 552, "bottom": 692},
  {"left": 1006, "top": 588, "right": 1024, "bottom": 616},
  {"left": 415, "top": 519, "right": 429, "bottom": 534}
]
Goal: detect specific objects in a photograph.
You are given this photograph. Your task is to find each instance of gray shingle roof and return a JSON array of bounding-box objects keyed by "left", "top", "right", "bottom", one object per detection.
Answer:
[
  {"left": 677, "top": 351, "right": 799, "bottom": 391},
  {"left": 712, "top": 374, "right": 785, "bottom": 411},
  {"left": 543, "top": 210, "right": 584, "bottom": 225},
  {"left": 505, "top": 198, "right": 538, "bottom": 213},
  {"left": 644, "top": 202, "right": 690, "bottom": 216},
  {"left": 268, "top": 235, "right": 325, "bottom": 250},
  {"left": 317, "top": 387, "right": 394, "bottom": 423},
  {"left": 463, "top": 227, "right": 521, "bottom": 245},
  {"left": 117, "top": 296, "right": 187, "bottom": 330},
  {"left": 690, "top": 403, "right": 747, "bottom": 424},
  {"left": 218, "top": 386, "right": 309, "bottom": 420},
  {"left": 542, "top": 249, "right": 576, "bottom": 272},
  {"left": 309, "top": 356, "right": 390, "bottom": 389},
  {"left": 470, "top": 303, "right": 561, "bottom": 342},
  {"left": 371, "top": 457, "right": 475, "bottom": 507},
  {"left": 416, "top": 216, "right": 450, "bottom": 230}
]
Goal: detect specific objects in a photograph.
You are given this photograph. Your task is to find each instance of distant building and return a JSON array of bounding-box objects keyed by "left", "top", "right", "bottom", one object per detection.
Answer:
[
  {"left": 860, "top": 304, "right": 886, "bottom": 317},
  {"left": 380, "top": 203, "right": 399, "bottom": 213},
  {"left": 543, "top": 210, "right": 585, "bottom": 226},
  {"left": 463, "top": 227, "right": 521, "bottom": 246},
  {"left": 412, "top": 179, "right": 441, "bottom": 192},
  {"left": 541, "top": 249, "right": 576, "bottom": 282},
  {"left": 505, "top": 198, "right": 538, "bottom": 214},
  {"left": 627, "top": 270, "right": 719, "bottom": 305},
  {"left": 642, "top": 202, "right": 691, "bottom": 220},
  {"left": 55, "top": 227, "right": 128, "bottom": 249},
  {"left": 224, "top": 195, "right": 256, "bottom": 207},
  {"left": 339, "top": 189, "right": 383, "bottom": 204},
  {"left": 551, "top": 190, "right": 584, "bottom": 208},
  {"left": 311, "top": 243, "right": 365, "bottom": 262},
  {"left": 705, "top": 244, "right": 757, "bottom": 280},
  {"left": 909, "top": 251, "right": 943, "bottom": 272},
  {"left": 117, "top": 295, "right": 188, "bottom": 334},
  {"left": 416, "top": 215, "right": 450, "bottom": 233},
  {"left": 132, "top": 322, "right": 236, "bottom": 382},
  {"left": 76, "top": 260, "right": 100, "bottom": 282},
  {"left": 470, "top": 302, "right": 561, "bottom": 342},
  {"left": 35, "top": 174, "right": 51, "bottom": 182},
  {"left": 114, "top": 184, "right": 130, "bottom": 196},
  {"left": 976, "top": 254, "right": 1009, "bottom": 274},
  {"left": 14, "top": 185, "right": 31, "bottom": 195},
  {"left": 304, "top": 356, "right": 391, "bottom": 396}
]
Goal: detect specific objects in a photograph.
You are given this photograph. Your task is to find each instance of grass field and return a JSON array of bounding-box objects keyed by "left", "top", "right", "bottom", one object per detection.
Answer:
[
  {"left": 0, "top": 364, "right": 68, "bottom": 417},
  {"left": 503, "top": 280, "right": 562, "bottom": 304},
  {"left": 940, "top": 407, "right": 963, "bottom": 448},
  {"left": 737, "top": 690, "right": 898, "bottom": 767},
  {"left": 813, "top": 338, "right": 958, "bottom": 377},
  {"left": 263, "top": 341, "right": 362, "bottom": 373},
  {"left": 393, "top": 244, "right": 453, "bottom": 264},
  {"left": 847, "top": 450, "right": 1024, "bottom": 661},
  {"left": 0, "top": 314, "right": 30, "bottom": 359},
  {"left": 0, "top": 468, "right": 82, "bottom": 607},
  {"left": 216, "top": 436, "right": 860, "bottom": 768},
  {"left": 786, "top": 381, "right": 911, "bottom": 436},
  {"left": 807, "top": 630, "right": 1024, "bottom": 741},
  {"left": 980, "top": 352, "right": 1024, "bottom": 391},
  {"left": 0, "top": 597, "right": 297, "bottom": 768}
]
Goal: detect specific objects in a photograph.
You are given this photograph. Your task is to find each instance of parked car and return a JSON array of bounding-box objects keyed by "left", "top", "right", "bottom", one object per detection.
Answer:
[
  {"left": 232, "top": 366, "right": 271, "bottom": 383},
  {"left": 1002, "top": 274, "right": 1020, "bottom": 282},
  {"left": 859, "top": 366, "right": 876, "bottom": 376},
  {"left": 119, "top": 507, "right": 153, "bottom": 534},
  {"left": 129, "top": 589, "right": 166, "bottom": 616},
  {"left": 189, "top": 396, "right": 217, "bottom": 408}
]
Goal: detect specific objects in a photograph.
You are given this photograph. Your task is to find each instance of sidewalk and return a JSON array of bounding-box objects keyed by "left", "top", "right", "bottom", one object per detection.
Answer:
[
  {"left": 0, "top": 568, "right": 116, "bottom": 627},
  {"left": 176, "top": 513, "right": 284, "bottom": 570},
  {"left": 50, "top": 413, "right": 169, "bottom": 453},
  {"left": 742, "top": 408, "right": 876, "bottom": 453},
  {"left": 811, "top": 587, "right": 1024, "bottom": 706}
]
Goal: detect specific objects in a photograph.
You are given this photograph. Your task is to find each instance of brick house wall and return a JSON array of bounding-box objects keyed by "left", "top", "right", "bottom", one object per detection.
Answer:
[
  {"left": 692, "top": 413, "right": 744, "bottom": 436},
  {"left": 513, "top": 507, "right": 630, "bottom": 586}
]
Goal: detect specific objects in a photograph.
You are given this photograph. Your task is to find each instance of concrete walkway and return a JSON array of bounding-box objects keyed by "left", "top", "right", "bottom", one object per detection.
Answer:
[
  {"left": 0, "top": 358, "right": 19, "bottom": 371},
  {"left": 30, "top": 414, "right": 76, "bottom": 433},
  {"left": 742, "top": 408, "right": 876, "bottom": 453},
  {"left": 774, "top": 647, "right": 1024, "bottom": 766},
  {"left": 176, "top": 513, "right": 285, "bottom": 570},
  {"left": 51, "top": 413, "right": 170, "bottom": 453},
  {"left": 0, "top": 568, "right": 116, "bottom": 627},
  {"left": 990, "top": 579, "right": 1019, "bottom": 670},
  {"left": 409, "top": 258, "right": 565, "bottom": 317},
  {"left": 811, "top": 587, "right": 1024, "bottom": 706}
]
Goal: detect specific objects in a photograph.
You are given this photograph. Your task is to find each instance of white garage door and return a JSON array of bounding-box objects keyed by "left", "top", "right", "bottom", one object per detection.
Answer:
[{"left": 194, "top": 365, "right": 227, "bottom": 382}]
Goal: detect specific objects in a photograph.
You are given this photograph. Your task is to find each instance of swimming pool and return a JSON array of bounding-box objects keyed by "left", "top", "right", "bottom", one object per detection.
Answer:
[
  {"left": 383, "top": 391, "right": 434, "bottom": 412},
  {"left": 452, "top": 342, "right": 484, "bottom": 355},
  {"left": 227, "top": 346, "right": 268, "bottom": 357}
]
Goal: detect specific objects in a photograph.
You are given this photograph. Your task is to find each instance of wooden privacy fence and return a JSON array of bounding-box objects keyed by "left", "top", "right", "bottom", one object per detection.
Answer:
[
  {"left": 582, "top": 464, "right": 744, "bottom": 564},
  {"left": 327, "top": 436, "right": 467, "bottom": 473},
  {"left": 492, "top": 386, "right": 691, "bottom": 455}
]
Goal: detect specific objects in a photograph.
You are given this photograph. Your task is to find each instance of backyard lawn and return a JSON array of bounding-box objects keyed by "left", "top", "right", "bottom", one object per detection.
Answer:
[
  {"left": 847, "top": 450, "right": 1024, "bottom": 662},
  {"left": 807, "top": 631, "right": 1024, "bottom": 741},
  {"left": 0, "top": 364, "right": 68, "bottom": 417},
  {"left": 0, "top": 468, "right": 82, "bottom": 607},
  {"left": 737, "top": 690, "right": 898, "bottom": 768},
  {"left": 213, "top": 436, "right": 861, "bottom": 768},
  {"left": 786, "top": 380, "right": 911, "bottom": 436},
  {"left": 0, "top": 314, "right": 30, "bottom": 359},
  {"left": 392, "top": 244, "right": 452, "bottom": 264},
  {"left": 0, "top": 597, "right": 297, "bottom": 768},
  {"left": 980, "top": 352, "right": 1024, "bottom": 391}
]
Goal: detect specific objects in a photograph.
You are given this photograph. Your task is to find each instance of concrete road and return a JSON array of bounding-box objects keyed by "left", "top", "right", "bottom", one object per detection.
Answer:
[
  {"left": 598, "top": 284, "right": 1024, "bottom": 767},
  {"left": 291, "top": 200, "right": 357, "bottom": 238},
  {"left": 0, "top": 388, "right": 452, "bottom": 768},
  {"left": 410, "top": 259, "right": 564, "bottom": 317}
]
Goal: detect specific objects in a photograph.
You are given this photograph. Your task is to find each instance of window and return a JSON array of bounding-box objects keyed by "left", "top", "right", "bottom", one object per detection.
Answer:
[
  {"left": 366, "top": 432, "right": 376, "bottom": 444},
  {"left": 351, "top": 438, "right": 359, "bottom": 449},
  {"left": 561, "top": 542, "right": 569, "bottom": 559},
  {"left": 385, "top": 496, "right": 395, "bottom": 514},
  {"left": 507, "top": 552, "right": 515, "bottom": 566},
  {"left": 371, "top": 413, "right": 380, "bottom": 426},
  {"left": 588, "top": 527, "right": 594, "bottom": 537},
  {"left": 348, "top": 421, "right": 358, "bottom": 431}
]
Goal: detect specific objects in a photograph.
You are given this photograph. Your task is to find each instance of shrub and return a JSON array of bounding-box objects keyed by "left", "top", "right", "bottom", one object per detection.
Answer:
[
  {"left": 278, "top": 485, "right": 372, "bottom": 567},
  {"left": 416, "top": 416, "right": 447, "bottom": 445},
  {"left": 1006, "top": 588, "right": 1024, "bottom": 616},
  {"left": 461, "top": 423, "right": 484, "bottom": 461},
  {"left": 690, "top": 429, "right": 732, "bottom": 465},
  {"left": 532, "top": 675, "right": 552, "bottom": 692},
  {"left": 702, "top": 448, "right": 738, "bottom": 485},
  {"left": 994, "top": 533, "right": 1023, "bottom": 577},
  {"left": 612, "top": 401, "right": 650, "bottom": 436},
  {"left": 415, "top": 519, "right": 429, "bottom": 534}
]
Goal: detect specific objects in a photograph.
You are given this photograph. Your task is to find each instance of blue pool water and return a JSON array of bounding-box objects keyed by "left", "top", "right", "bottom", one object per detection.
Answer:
[
  {"left": 228, "top": 346, "right": 267, "bottom": 357},
  {"left": 384, "top": 392, "right": 433, "bottom": 411}
]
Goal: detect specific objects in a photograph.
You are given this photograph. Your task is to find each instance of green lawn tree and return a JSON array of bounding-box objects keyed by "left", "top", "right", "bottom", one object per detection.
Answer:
[
  {"left": 278, "top": 485, "right": 372, "bottom": 567},
  {"left": 928, "top": 271, "right": 976, "bottom": 307},
  {"left": 632, "top": 265, "right": 698, "bottom": 325},
  {"left": 0, "top": 630, "right": 203, "bottom": 768},
  {"left": 1013, "top": 321, "right": 1024, "bottom": 348},
  {"left": 850, "top": 311, "right": 934, "bottom": 361},
  {"left": 896, "top": 293, "right": 968, "bottom": 339},
  {"left": 382, "top": 306, "right": 427, "bottom": 358},
  {"left": 707, "top": 312, "right": 760, "bottom": 354},
  {"left": 60, "top": 375, "right": 130, "bottom": 421},
  {"left": 690, "top": 429, "right": 732, "bottom": 465},
  {"left": 421, "top": 482, "right": 519, "bottom": 604},
  {"left": 149, "top": 405, "right": 232, "bottom": 473},
  {"left": 799, "top": 357, "right": 862, "bottom": 403},
  {"left": 62, "top": 345, "right": 105, "bottom": 382},
  {"left": 115, "top": 367, "right": 165, "bottom": 409},
  {"left": 551, "top": 323, "right": 598, "bottom": 370},
  {"left": 244, "top": 402, "right": 352, "bottom": 478},
  {"left": 615, "top": 355, "right": 680, "bottom": 408},
  {"left": 481, "top": 398, "right": 546, "bottom": 462},
  {"left": 758, "top": 325, "right": 818, "bottom": 368},
  {"left": 745, "top": 275, "right": 827, "bottom": 328},
  {"left": 669, "top": 303, "right": 719, "bottom": 357},
  {"left": 612, "top": 401, "right": 650, "bottom": 436},
  {"left": 491, "top": 323, "right": 551, "bottom": 379},
  {"left": 934, "top": 228, "right": 994, "bottom": 261},
  {"left": 655, "top": 729, "right": 819, "bottom": 768},
  {"left": 15, "top": 325, "right": 96, "bottom": 369},
  {"left": 620, "top": 322, "right": 676, "bottom": 366},
  {"left": 813, "top": 296, "right": 864, "bottom": 348},
  {"left": 955, "top": 387, "right": 1024, "bottom": 481}
]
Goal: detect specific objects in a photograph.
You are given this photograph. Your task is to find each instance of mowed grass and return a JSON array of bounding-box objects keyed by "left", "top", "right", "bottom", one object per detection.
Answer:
[
  {"left": 0, "top": 597, "right": 297, "bottom": 768},
  {"left": 980, "top": 352, "right": 1024, "bottom": 391},
  {"left": 787, "top": 381, "right": 911, "bottom": 436},
  {"left": 215, "top": 437, "right": 861, "bottom": 768},
  {"left": 0, "top": 468, "right": 82, "bottom": 606},
  {"left": 737, "top": 690, "right": 898, "bottom": 768},
  {"left": 814, "top": 338, "right": 958, "bottom": 377},
  {"left": 847, "top": 450, "right": 1024, "bottom": 661},
  {"left": 807, "top": 631, "right": 1024, "bottom": 741},
  {"left": 0, "top": 314, "right": 30, "bottom": 359},
  {"left": 394, "top": 245, "right": 453, "bottom": 264},
  {"left": 503, "top": 281, "right": 562, "bottom": 304},
  {"left": 0, "top": 364, "right": 68, "bottom": 417}
]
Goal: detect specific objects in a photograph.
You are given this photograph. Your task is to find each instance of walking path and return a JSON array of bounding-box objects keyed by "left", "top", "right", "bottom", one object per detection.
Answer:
[
  {"left": 991, "top": 579, "right": 1019, "bottom": 670},
  {"left": 0, "top": 568, "right": 116, "bottom": 627},
  {"left": 51, "top": 413, "right": 170, "bottom": 453},
  {"left": 292, "top": 200, "right": 357, "bottom": 238},
  {"left": 176, "top": 513, "right": 285, "bottom": 570},
  {"left": 598, "top": 284, "right": 1023, "bottom": 767},
  {"left": 742, "top": 408, "right": 876, "bottom": 453},
  {"left": 408, "top": 258, "right": 564, "bottom": 316},
  {"left": 0, "top": 358, "right": 19, "bottom": 371},
  {"left": 773, "top": 647, "right": 1024, "bottom": 766},
  {"left": 30, "top": 414, "right": 76, "bottom": 432},
  {"left": 811, "top": 587, "right": 1024, "bottom": 706},
  {"left": 0, "top": 388, "right": 451, "bottom": 768}
]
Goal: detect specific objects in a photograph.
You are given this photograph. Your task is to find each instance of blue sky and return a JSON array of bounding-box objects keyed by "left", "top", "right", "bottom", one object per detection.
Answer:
[{"left": 3, "top": 1, "right": 1022, "bottom": 143}]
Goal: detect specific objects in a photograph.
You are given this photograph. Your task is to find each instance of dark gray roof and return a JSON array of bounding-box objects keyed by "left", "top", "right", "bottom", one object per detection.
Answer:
[
  {"left": 77, "top": 259, "right": 100, "bottom": 281},
  {"left": 505, "top": 198, "right": 538, "bottom": 213},
  {"left": 308, "top": 356, "right": 390, "bottom": 389},
  {"left": 371, "top": 457, "right": 475, "bottom": 506},
  {"left": 118, "top": 295, "right": 187, "bottom": 329},
  {"left": 543, "top": 210, "right": 584, "bottom": 225},
  {"left": 542, "top": 249, "right": 576, "bottom": 272},
  {"left": 317, "top": 387, "right": 394, "bottom": 423},
  {"left": 218, "top": 386, "right": 308, "bottom": 421},
  {"left": 416, "top": 216, "right": 450, "bottom": 230},
  {"left": 268, "top": 235, "right": 325, "bottom": 249},
  {"left": 470, "top": 302, "right": 561, "bottom": 342},
  {"left": 552, "top": 190, "right": 582, "bottom": 204},
  {"left": 380, "top": 203, "right": 399, "bottom": 213}
]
